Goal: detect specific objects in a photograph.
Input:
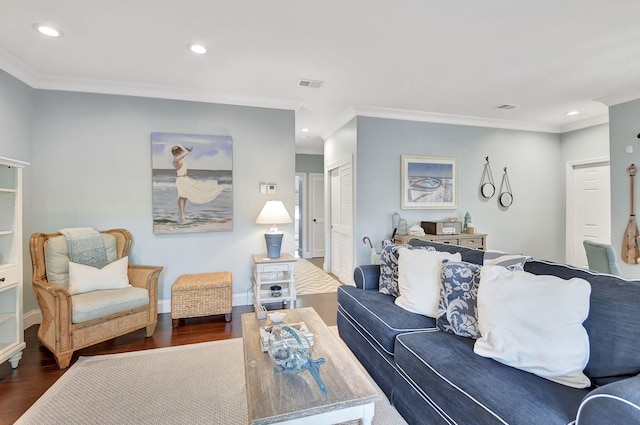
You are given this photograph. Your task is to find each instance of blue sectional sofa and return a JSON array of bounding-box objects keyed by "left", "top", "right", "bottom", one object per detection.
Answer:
[{"left": 337, "top": 240, "right": 640, "bottom": 425}]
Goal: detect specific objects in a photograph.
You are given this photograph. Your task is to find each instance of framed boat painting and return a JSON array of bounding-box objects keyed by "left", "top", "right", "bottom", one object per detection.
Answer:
[{"left": 401, "top": 155, "right": 457, "bottom": 209}]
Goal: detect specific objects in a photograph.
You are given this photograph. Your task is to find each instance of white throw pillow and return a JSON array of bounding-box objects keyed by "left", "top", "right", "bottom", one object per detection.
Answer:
[
  {"left": 68, "top": 256, "right": 130, "bottom": 295},
  {"left": 394, "top": 248, "right": 461, "bottom": 317},
  {"left": 473, "top": 265, "right": 591, "bottom": 388}
]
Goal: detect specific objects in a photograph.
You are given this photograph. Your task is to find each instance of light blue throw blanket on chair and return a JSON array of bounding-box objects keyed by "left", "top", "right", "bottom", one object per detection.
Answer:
[{"left": 60, "top": 227, "right": 109, "bottom": 268}]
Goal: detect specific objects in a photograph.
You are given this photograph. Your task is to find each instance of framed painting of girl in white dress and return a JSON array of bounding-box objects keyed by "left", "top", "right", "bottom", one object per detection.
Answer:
[{"left": 151, "top": 132, "right": 233, "bottom": 234}]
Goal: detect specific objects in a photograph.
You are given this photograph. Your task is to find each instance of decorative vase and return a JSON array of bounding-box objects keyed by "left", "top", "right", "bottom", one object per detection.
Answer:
[
  {"left": 270, "top": 285, "right": 282, "bottom": 297},
  {"left": 268, "top": 325, "right": 327, "bottom": 394},
  {"left": 398, "top": 218, "right": 408, "bottom": 235}
]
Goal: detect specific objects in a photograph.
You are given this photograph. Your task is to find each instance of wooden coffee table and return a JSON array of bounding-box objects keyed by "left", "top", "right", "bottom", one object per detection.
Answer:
[{"left": 242, "top": 307, "right": 380, "bottom": 425}]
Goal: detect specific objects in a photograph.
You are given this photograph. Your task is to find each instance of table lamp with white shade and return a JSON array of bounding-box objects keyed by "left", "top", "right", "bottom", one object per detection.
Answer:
[{"left": 256, "top": 200, "right": 293, "bottom": 258}]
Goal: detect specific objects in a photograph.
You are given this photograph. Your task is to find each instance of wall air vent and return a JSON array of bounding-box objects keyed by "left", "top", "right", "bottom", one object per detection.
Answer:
[
  {"left": 494, "top": 104, "right": 519, "bottom": 110},
  {"left": 297, "top": 79, "right": 324, "bottom": 88}
]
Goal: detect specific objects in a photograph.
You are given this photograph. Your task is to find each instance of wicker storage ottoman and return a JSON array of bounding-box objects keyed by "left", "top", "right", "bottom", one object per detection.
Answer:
[{"left": 171, "top": 272, "right": 232, "bottom": 327}]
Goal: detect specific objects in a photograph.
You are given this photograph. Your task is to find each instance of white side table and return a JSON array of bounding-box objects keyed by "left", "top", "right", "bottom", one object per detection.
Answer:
[{"left": 252, "top": 253, "right": 296, "bottom": 309}]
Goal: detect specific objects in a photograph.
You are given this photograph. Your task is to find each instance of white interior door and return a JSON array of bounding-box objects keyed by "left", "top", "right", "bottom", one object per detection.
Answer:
[
  {"left": 310, "top": 173, "right": 325, "bottom": 258},
  {"left": 329, "top": 161, "right": 353, "bottom": 284},
  {"left": 566, "top": 160, "right": 611, "bottom": 267}
]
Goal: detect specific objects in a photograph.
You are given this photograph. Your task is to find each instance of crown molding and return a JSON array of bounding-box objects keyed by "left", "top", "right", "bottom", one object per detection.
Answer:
[
  {"left": 0, "top": 47, "right": 613, "bottom": 138},
  {"left": 39, "top": 78, "right": 302, "bottom": 111},
  {"left": 0, "top": 48, "right": 40, "bottom": 87},
  {"left": 557, "top": 114, "right": 609, "bottom": 133},
  {"left": 596, "top": 88, "right": 640, "bottom": 107},
  {"left": 0, "top": 50, "right": 302, "bottom": 111},
  {"left": 322, "top": 106, "right": 358, "bottom": 140},
  {"left": 350, "top": 105, "right": 564, "bottom": 133},
  {"left": 324, "top": 105, "right": 611, "bottom": 138}
]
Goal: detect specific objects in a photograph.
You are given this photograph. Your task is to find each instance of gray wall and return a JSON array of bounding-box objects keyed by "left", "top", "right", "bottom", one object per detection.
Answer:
[
  {"left": 0, "top": 70, "right": 35, "bottom": 312},
  {"left": 295, "top": 154, "right": 323, "bottom": 174},
  {"left": 609, "top": 99, "right": 640, "bottom": 278},
  {"left": 0, "top": 70, "right": 33, "bottom": 162},
  {"left": 27, "top": 90, "right": 295, "bottom": 311},
  {"left": 345, "top": 116, "right": 567, "bottom": 267},
  {"left": 560, "top": 123, "right": 610, "bottom": 163}
]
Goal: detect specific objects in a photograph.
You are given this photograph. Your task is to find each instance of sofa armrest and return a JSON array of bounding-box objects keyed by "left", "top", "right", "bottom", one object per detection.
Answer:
[
  {"left": 353, "top": 265, "right": 381, "bottom": 290},
  {"left": 576, "top": 376, "right": 640, "bottom": 425}
]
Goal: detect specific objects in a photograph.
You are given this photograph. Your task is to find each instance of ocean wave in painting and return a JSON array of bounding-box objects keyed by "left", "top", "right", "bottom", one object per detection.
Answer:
[{"left": 152, "top": 169, "right": 233, "bottom": 234}]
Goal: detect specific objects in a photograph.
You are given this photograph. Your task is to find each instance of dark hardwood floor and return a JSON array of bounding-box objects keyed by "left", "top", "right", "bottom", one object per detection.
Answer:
[{"left": 0, "top": 292, "right": 338, "bottom": 425}]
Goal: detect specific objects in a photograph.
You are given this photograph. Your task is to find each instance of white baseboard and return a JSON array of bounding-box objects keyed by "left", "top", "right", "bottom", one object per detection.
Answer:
[
  {"left": 25, "top": 294, "right": 256, "bottom": 325},
  {"left": 24, "top": 309, "right": 43, "bottom": 329}
]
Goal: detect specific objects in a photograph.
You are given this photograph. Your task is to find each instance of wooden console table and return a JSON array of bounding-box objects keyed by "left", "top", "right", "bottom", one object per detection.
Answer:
[{"left": 395, "top": 233, "right": 487, "bottom": 250}]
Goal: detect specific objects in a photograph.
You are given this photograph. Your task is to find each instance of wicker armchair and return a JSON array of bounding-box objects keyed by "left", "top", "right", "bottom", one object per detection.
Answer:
[{"left": 30, "top": 229, "right": 162, "bottom": 369}]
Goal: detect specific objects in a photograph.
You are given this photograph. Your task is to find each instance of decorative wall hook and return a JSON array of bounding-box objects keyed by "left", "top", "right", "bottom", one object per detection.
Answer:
[
  {"left": 480, "top": 156, "right": 496, "bottom": 198},
  {"left": 499, "top": 167, "right": 513, "bottom": 207}
]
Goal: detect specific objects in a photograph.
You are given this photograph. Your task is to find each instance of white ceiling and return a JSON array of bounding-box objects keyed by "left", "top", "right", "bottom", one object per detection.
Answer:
[{"left": 2, "top": 1, "right": 640, "bottom": 153}]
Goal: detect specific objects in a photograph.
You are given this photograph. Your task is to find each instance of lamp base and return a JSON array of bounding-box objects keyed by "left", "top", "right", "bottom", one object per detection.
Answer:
[{"left": 265, "top": 233, "right": 284, "bottom": 259}]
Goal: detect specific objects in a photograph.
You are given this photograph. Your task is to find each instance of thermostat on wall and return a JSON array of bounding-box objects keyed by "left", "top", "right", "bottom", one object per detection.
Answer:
[{"left": 259, "top": 183, "right": 277, "bottom": 194}]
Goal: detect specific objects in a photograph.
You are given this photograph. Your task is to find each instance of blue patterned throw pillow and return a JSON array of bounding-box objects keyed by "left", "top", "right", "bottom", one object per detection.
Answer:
[
  {"left": 483, "top": 249, "right": 531, "bottom": 271},
  {"left": 437, "top": 261, "right": 482, "bottom": 338},
  {"left": 378, "top": 240, "right": 435, "bottom": 297}
]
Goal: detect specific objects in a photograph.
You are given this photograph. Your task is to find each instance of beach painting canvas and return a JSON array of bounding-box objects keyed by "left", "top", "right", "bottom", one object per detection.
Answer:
[
  {"left": 151, "top": 132, "right": 233, "bottom": 234},
  {"left": 401, "top": 155, "right": 457, "bottom": 209}
]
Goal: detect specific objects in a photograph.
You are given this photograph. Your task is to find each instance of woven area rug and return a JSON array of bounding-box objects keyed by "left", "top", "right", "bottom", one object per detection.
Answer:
[
  {"left": 16, "top": 333, "right": 407, "bottom": 425},
  {"left": 296, "top": 258, "right": 342, "bottom": 295}
]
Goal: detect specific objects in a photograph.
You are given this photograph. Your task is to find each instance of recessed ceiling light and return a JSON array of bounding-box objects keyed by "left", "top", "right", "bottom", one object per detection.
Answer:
[
  {"left": 188, "top": 43, "right": 207, "bottom": 55},
  {"left": 566, "top": 110, "right": 579, "bottom": 116},
  {"left": 301, "top": 128, "right": 309, "bottom": 132},
  {"left": 34, "top": 24, "right": 63, "bottom": 37}
]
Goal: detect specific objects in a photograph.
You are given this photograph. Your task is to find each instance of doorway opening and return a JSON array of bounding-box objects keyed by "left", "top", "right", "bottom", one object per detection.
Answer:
[{"left": 295, "top": 173, "right": 306, "bottom": 258}]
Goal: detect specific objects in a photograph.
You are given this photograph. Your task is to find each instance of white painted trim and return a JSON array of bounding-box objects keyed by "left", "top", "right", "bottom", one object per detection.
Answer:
[
  {"left": 560, "top": 114, "right": 609, "bottom": 133},
  {"left": 324, "top": 105, "right": 610, "bottom": 140},
  {"left": 596, "top": 87, "right": 640, "bottom": 107},
  {"left": 323, "top": 107, "right": 357, "bottom": 141},
  {"left": 309, "top": 172, "right": 325, "bottom": 258},
  {"left": 23, "top": 309, "right": 42, "bottom": 329},
  {"left": 325, "top": 154, "right": 354, "bottom": 172},
  {"left": 0, "top": 49, "right": 302, "bottom": 112},
  {"left": 352, "top": 105, "right": 563, "bottom": 133},
  {"left": 325, "top": 155, "right": 355, "bottom": 284},
  {"left": 27, "top": 296, "right": 254, "bottom": 325},
  {"left": 157, "top": 299, "right": 171, "bottom": 314},
  {"left": 233, "top": 292, "right": 254, "bottom": 306},
  {"left": 0, "top": 156, "right": 29, "bottom": 167},
  {"left": 295, "top": 172, "right": 308, "bottom": 258}
]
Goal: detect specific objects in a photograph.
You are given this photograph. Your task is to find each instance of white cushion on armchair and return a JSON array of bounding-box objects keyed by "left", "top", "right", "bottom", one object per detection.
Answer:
[{"left": 72, "top": 287, "right": 149, "bottom": 324}]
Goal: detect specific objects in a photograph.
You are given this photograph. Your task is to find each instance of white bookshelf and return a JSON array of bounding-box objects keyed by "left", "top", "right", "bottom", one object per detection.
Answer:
[{"left": 0, "top": 156, "right": 28, "bottom": 368}]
